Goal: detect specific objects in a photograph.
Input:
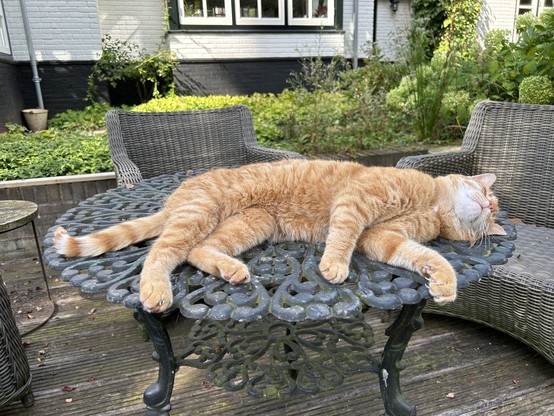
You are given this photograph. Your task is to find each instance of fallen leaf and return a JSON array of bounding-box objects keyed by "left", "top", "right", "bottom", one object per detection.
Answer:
[
  {"left": 512, "top": 379, "right": 520, "bottom": 385},
  {"left": 62, "top": 386, "right": 76, "bottom": 392},
  {"left": 88, "top": 308, "right": 96, "bottom": 315},
  {"left": 201, "top": 380, "right": 213, "bottom": 390},
  {"left": 38, "top": 350, "right": 47, "bottom": 356},
  {"left": 446, "top": 392, "right": 456, "bottom": 398},
  {"left": 87, "top": 376, "right": 96, "bottom": 382},
  {"left": 65, "top": 398, "right": 73, "bottom": 403},
  {"left": 27, "top": 314, "right": 34, "bottom": 319}
]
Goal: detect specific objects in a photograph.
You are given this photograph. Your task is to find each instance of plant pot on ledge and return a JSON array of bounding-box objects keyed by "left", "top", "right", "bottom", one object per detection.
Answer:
[{"left": 22, "top": 109, "right": 48, "bottom": 132}]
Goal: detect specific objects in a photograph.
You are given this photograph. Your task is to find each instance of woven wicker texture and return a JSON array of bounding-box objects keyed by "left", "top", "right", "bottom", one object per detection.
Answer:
[
  {"left": 106, "top": 105, "right": 303, "bottom": 184},
  {"left": 397, "top": 100, "right": 554, "bottom": 364},
  {"left": 0, "top": 272, "right": 33, "bottom": 408}
]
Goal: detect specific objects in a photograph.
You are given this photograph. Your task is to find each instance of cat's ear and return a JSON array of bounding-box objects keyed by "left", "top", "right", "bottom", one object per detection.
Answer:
[
  {"left": 487, "top": 222, "right": 507, "bottom": 236},
  {"left": 471, "top": 173, "right": 497, "bottom": 187}
]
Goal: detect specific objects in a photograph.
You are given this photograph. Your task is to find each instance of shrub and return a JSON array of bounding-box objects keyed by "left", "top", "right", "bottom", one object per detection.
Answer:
[
  {"left": 519, "top": 76, "right": 554, "bottom": 104},
  {"left": 0, "top": 127, "right": 111, "bottom": 181},
  {"left": 86, "top": 34, "right": 176, "bottom": 104},
  {"left": 485, "top": 8, "right": 554, "bottom": 101}
]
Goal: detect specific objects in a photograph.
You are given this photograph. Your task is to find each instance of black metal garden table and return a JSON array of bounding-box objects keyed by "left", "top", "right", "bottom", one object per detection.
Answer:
[{"left": 43, "top": 169, "right": 516, "bottom": 416}]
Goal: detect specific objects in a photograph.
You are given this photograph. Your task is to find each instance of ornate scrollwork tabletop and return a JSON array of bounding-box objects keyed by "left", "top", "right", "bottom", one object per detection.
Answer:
[{"left": 43, "top": 169, "right": 517, "bottom": 323}]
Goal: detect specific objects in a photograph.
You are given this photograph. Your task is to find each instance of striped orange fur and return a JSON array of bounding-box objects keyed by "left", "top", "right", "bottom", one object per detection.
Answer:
[{"left": 54, "top": 160, "right": 506, "bottom": 313}]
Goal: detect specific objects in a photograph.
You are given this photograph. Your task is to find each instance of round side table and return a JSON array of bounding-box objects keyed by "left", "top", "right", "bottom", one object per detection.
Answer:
[{"left": 0, "top": 200, "right": 50, "bottom": 299}]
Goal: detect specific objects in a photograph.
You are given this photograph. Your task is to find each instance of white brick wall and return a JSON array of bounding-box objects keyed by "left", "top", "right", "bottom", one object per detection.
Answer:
[
  {"left": 343, "top": 0, "right": 375, "bottom": 59},
  {"left": 375, "top": 0, "right": 412, "bottom": 61},
  {"left": 167, "top": 32, "right": 345, "bottom": 60},
  {"left": 479, "top": 0, "right": 518, "bottom": 42},
  {"left": 97, "top": 0, "right": 165, "bottom": 54},
  {"left": 4, "top": 0, "right": 101, "bottom": 61}
]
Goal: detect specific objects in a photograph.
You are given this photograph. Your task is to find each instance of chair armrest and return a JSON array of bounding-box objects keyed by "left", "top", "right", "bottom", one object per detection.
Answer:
[
  {"left": 106, "top": 111, "right": 143, "bottom": 185},
  {"left": 396, "top": 149, "right": 475, "bottom": 177},
  {"left": 245, "top": 145, "right": 304, "bottom": 163}
]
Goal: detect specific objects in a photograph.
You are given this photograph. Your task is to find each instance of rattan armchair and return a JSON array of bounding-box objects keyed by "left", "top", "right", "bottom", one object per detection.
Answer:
[
  {"left": 397, "top": 100, "right": 554, "bottom": 364},
  {"left": 0, "top": 272, "right": 33, "bottom": 408},
  {"left": 106, "top": 105, "right": 303, "bottom": 185}
]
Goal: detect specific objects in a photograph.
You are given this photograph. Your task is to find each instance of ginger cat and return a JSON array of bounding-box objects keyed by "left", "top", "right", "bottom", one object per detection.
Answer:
[{"left": 54, "top": 160, "right": 506, "bottom": 313}]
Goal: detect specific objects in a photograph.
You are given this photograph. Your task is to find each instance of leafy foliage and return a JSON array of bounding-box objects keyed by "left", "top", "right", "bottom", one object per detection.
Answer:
[
  {"left": 86, "top": 34, "right": 176, "bottom": 104},
  {"left": 519, "top": 75, "right": 554, "bottom": 104},
  {"left": 484, "top": 9, "right": 554, "bottom": 101},
  {"left": 0, "top": 129, "right": 111, "bottom": 181}
]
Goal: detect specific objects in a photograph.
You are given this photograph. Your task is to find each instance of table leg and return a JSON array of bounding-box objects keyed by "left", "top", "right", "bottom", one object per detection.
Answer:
[
  {"left": 379, "top": 299, "right": 426, "bottom": 416},
  {"left": 134, "top": 308, "right": 177, "bottom": 416},
  {"left": 31, "top": 220, "right": 51, "bottom": 300}
]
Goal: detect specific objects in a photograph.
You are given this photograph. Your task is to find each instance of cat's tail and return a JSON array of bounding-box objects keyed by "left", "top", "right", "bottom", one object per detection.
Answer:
[{"left": 54, "top": 211, "right": 167, "bottom": 257}]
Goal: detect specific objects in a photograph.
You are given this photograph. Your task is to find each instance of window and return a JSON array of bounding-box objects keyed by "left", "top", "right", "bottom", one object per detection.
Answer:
[
  {"left": 0, "top": 1, "right": 10, "bottom": 54},
  {"left": 179, "top": 0, "right": 233, "bottom": 25},
  {"left": 289, "top": 0, "right": 334, "bottom": 26},
  {"left": 175, "top": 0, "right": 337, "bottom": 28},
  {"left": 235, "top": 0, "right": 284, "bottom": 25}
]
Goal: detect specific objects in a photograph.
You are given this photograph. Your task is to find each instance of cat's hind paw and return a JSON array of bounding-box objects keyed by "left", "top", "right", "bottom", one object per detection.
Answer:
[
  {"left": 319, "top": 256, "right": 350, "bottom": 284},
  {"left": 140, "top": 274, "right": 173, "bottom": 313}
]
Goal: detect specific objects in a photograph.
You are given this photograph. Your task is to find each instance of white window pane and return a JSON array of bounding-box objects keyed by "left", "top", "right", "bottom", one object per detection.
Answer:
[
  {"left": 183, "top": 0, "right": 204, "bottom": 17},
  {"left": 313, "top": 0, "right": 327, "bottom": 18},
  {"left": 180, "top": 0, "right": 232, "bottom": 24},
  {"left": 240, "top": 0, "right": 258, "bottom": 18},
  {"left": 292, "top": 0, "right": 309, "bottom": 18},
  {"left": 262, "top": 0, "right": 279, "bottom": 18}
]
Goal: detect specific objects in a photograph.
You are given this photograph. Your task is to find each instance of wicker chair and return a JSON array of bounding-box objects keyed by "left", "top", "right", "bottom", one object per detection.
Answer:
[
  {"left": 105, "top": 105, "right": 303, "bottom": 185},
  {"left": 0, "top": 272, "right": 33, "bottom": 408},
  {"left": 397, "top": 100, "right": 554, "bottom": 364}
]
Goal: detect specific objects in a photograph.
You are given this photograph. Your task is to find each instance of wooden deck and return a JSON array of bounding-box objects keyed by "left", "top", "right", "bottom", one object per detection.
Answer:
[{"left": 2, "top": 257, "right": 554, "bottom": 416}]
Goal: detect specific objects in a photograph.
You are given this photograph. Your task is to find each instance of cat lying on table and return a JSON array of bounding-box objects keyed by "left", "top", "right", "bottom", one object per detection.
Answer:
[{"left": 53, "top": 159, "right": 506, "bottom": 313}]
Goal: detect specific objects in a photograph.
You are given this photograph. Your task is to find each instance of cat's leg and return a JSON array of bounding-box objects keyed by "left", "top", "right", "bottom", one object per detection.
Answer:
[
  {"left": 357, "top": 229, "right": 457, "bottom": 304},
  {"left": 319, "top": 198, "right": 374, "bottom": 284},
  {"left": 187, "top": 208, "right": 276, "bottom": 284},
  {"left": 139, "top": 200, "right": 223, "bottom": 313}
]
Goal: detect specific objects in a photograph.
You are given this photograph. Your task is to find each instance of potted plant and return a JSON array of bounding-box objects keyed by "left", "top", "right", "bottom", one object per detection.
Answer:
[{"left": 86, "top": 34, "right": 176, "bottom": 106}]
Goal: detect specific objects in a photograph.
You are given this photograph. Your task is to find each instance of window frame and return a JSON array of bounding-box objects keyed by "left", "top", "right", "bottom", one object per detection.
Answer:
[
  {"left": 171, "top": 0, "right": 340, "bottom": 30},
  {"left": 0, "top": 1, "right": 10, "bottom": 55},
  {"left": 235, "top": 0, "right": 285, "bottom": 26},
  {"left": 287, "top": 0, "right": 335, "bottom": 27},
  {"left": 179, "top": 0, "right": 233, "bottom": 26}
]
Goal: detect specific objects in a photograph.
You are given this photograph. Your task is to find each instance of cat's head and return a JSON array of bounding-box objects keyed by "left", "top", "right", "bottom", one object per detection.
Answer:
[{"left": 437, "top": 173, "right": 507, "bottom": 243}]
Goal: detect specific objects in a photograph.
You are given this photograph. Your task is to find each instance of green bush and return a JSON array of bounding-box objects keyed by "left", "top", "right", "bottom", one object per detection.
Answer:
[
  {"left": 485, "top": 8, "right": 554, "bottom": 101},
  {"left": 519, "top": 75, "right": 554, "bottom": 104},
  {"left": 86, "top": 34, "right": 176, "bottom": 104},
  {"left": 0, "top": 127, "right": 111, "bottom": 181}
]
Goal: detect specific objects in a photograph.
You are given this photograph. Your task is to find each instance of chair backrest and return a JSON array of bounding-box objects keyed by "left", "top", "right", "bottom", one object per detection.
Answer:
[
  {"left": 462, "top": 100, "right": 554, "bottom": 227},
  {"left": 106, "top": 105, "right": 259, "bottom": 182}
]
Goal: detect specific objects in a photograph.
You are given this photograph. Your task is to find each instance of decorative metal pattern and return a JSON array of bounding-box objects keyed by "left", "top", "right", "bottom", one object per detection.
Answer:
[
  {"left": 178, "top": 315, "right": 376, "bottom": 398},
  {"left": 43, "top": 171, "right": 516, "bottom": 322}
]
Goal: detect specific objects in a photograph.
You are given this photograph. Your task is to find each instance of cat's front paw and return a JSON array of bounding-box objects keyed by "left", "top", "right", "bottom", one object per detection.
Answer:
[
  {"left": 140, "top": 273, "right": 173, "bottom": 313},
  {"left": 217, "top": 258, "right": 251, "bottom": 285},
  {"left": 319, "top": 256, "right": 350, "bottom": 284},
  {"left": 421, "top": 264, "right": 457, "bottom": 305}
]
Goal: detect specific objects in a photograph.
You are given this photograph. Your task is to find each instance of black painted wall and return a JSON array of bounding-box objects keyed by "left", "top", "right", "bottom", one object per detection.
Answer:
[
  {"left": 174, "top": 59, "right": 304, "bottom": 95},
  {"left": 17, "top": 62, "right": 94, "bottom": 115},
  {"left": 0, "top": 60, "right": 25, "bottom": 131}
]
